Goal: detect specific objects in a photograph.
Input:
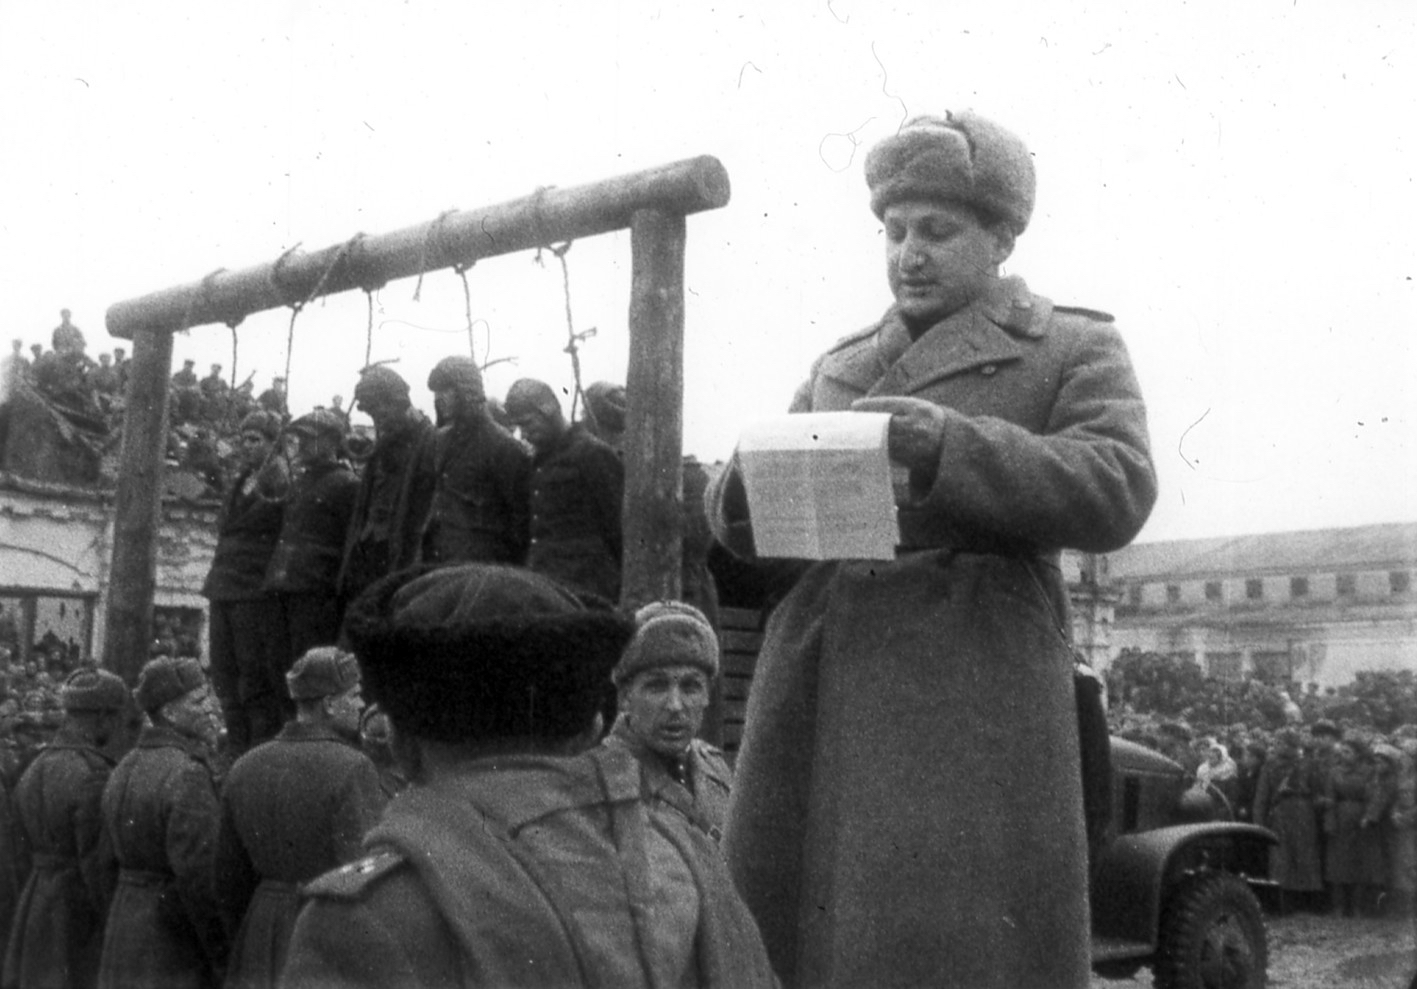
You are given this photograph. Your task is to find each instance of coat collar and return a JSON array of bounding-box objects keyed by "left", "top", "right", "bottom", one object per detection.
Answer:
[{"left": 820, "top": 275, "right": 1050, "bottom": 396}]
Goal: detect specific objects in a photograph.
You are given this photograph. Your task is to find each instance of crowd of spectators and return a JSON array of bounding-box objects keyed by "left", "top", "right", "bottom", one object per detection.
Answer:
[{"left": 1108, "top": 650, "right": 1417, "bottom": 920}]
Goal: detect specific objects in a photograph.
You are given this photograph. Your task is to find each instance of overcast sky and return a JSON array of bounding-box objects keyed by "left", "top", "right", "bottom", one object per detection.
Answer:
[{"left": 2, "top": 0, "right": 1413, "bottom": 545}]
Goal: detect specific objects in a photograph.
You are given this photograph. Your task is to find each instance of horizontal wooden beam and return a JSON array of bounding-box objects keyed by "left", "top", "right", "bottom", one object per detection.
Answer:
[{"left": 106, "top": 155, "right": 730, "bottom": 339}]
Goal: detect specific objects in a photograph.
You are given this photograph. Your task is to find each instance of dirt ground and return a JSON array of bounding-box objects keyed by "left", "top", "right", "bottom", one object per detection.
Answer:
[{"left": 1089, "top": 912, "right": 1415, "bottom": 989}]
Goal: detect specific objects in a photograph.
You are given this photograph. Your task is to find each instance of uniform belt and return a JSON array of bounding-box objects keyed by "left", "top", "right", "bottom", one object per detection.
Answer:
[{"left": 118, "top": 867, "right": 173, "bottom": 888}]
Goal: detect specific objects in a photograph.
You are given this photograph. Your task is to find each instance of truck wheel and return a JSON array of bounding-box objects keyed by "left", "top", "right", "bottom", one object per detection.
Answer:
[{"left": 1154, "top": 872, "right": 1267, "bottom": 989}]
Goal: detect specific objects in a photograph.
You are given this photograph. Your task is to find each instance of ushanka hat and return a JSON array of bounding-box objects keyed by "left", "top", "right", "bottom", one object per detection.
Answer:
[
  {"left": 865, "top": 110, "right": 1035, "bottom": 234},
  {"left": 354, "top": 365, "right": 411, "bottom": 403},
  {"left": 134, "top": 656, "right": 205, "bottom": 713},
  {"left": 60, "top": 668, "right": 129, "bottom": 712},
  {"left": 287, "top": 646, "right": 361, "bottom": 701},
  {"left": 343, "top": 564, "right": 634, "bottom": 744}
]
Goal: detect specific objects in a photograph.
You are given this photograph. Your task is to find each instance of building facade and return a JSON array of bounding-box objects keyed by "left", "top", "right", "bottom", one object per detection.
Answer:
[
  {"left": 0, "top": 473, "right": 217, "bottom": 670},
  {"left": 1087, "top": 522, "right": 1417, "bottom": 690}
]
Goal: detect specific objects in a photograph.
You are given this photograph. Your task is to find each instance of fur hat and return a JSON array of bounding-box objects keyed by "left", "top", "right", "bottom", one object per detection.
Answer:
[
  {"left": 504, "top": 378, "right": 561, "bottom": 419},
  {"left": 343, "top": 564, "right": 634, "bottom": 744},
  {"left": 584, "top": 381, "right": 627, "bottom": 434},
  {"left": 134, "top": 657, "right": 206, "bottom": 713},
  {"left": 354, "top": 365, "right": 411, "bottom": 403},
  {"left": 426, "top": 356, "right": 485, "bottom": 399},
  {"left": 60, "top": 668, "right": 128, "bottom": 712},
  {"left": 613, "top": 601, "right": 719, "bottom": 686},
  {"left": 238, "top": 410, "right": 282, "bottom": 439},
  {"left": 289, "top": 408, "right": 346, "bottom": 439},
  {"left": 864, "top": 110, "right": 1035, "bottom": 234},
  {"left": 287, "top": 646, "right": 361, "bottom": 701}
]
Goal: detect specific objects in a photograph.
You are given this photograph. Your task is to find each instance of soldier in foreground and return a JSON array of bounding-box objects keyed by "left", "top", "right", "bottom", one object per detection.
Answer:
[
  {"left": 602, "top": 601, "right": 733, "bottom": 842},
  {"left": 710, "top": 110, "right": 1156, "bottom": 988},
  {"left": 281, "top": 563, "right": 776, "bottom": 988},
  {"left": 3, "top": 669, "right": 127, "bottom": 989},
  {"left": 215, "top": 647, "right": 384, "bottom": 989},
  {"left": 98, "top": 658, "right": 226, "bottom": 989}
]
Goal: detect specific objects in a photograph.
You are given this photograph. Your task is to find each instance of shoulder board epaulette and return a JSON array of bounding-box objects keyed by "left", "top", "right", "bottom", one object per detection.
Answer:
[
  {"left": 823, "top": 324, "right": 879, "bottom": 355},
  {"left": 1053, "top": 305, "right": 1115, "bottom": 323},
  {"left": 302, "top": 849, "right": 406, "bottom": 901}
]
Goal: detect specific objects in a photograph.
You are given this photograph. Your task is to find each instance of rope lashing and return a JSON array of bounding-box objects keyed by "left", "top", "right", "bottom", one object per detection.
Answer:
[
  {"left": 275, "top": 234, "right": 364, "bottom": 393},
  {"left": 547, "top": 240, "right": 594, "bottom": 424},
  {"left": 412, "top": 209, "right": 459, "bottom": 303}
]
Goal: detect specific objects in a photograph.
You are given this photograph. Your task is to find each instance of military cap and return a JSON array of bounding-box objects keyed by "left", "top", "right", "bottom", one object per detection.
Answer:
[
  {"left": 289, "top": 408, "right": 346, "bottom": 439},
  {"left": 60, "top": 667, "right": 128, "bottom": 712},
  {"left": 613, "top": 601, "right": 719, "bottom": 686},
  {"left": 865, "top": 110, "right": 1036, "bottom": 234},
  {"left": 238, "top": 410, "right": 282, "bottom": 439},
  {"left": 343, "top": 563, "right": 634, "bottom": 744},
  {"left": 134, "top": 656, "right": 206, "bottom": 712},
  {"left": 1310, "top": 719, "right": 1342, "bottom": 739},
  {"left": 584, "top": 381, "right": 627, "bottom": 433},
  {"left": 287, "top": 646, "right": 361, "bottom": 700},
  {"left": 503, "top": 378, "right": 561, "bottom": 419},
  {"left": 354, "top": 365, "right": 411, "bottom": 402},
  {"left": 426, "top": 356, "right": 485, "bottom": 397}
]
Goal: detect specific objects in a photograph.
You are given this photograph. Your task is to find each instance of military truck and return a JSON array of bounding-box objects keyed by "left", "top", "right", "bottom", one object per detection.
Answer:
[{"left": 1090, "top": 735, "right": 1275, "bottom": 989}]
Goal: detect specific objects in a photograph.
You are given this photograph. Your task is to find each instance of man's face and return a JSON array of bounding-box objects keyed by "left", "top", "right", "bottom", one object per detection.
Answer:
[
  {"left": 883, "top": 200, "right": 1011, "bottom": 327},
  {"left": 356, "top": 391, "right": 400, "bottom": 429},
  {"left": 165, "top": 683, "right": 221, "bottom": 745},
  {"left": 509, "top": 408, "right": 555, "bottom": 451},
  {"left": 325, "top": 682, "right": 365, "bottom": 740},
  {"left": 620, "top": 664, "right": 710, "bottom": 759},
  {"left": 239, "top": 430, "right": 272, "bottom": 469}
]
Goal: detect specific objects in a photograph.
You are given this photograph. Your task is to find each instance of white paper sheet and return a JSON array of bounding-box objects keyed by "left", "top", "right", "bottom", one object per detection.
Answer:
[{"left": 737, "top": 411, "right": 898, "bottom": 560}]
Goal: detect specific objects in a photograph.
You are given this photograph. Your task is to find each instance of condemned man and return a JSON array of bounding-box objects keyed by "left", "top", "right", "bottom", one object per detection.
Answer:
[
  {"left": 710, "top": 110, "right": 1157, "bottom": 988},
  {"left": 281, "top": 563, "right": 776, "bottom": 988}
]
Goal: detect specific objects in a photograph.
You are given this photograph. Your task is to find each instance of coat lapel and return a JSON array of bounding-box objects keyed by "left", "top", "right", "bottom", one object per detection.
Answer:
[{"left": 817, "top": 276, "right": 1042, "bottom": 398}]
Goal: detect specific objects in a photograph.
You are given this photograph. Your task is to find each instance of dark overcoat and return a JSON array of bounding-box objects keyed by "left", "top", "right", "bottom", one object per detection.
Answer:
[
  {"left": 1253, "top": 752, "right": 1324, "bottom": 892},
  {"left": 3, "top": 723, "right": 116, "bottom": 989},
  {"left": 214, "top": 721, "right": 385, "bottom": 989},
  {"left": 710, "top": 275, "right": 1156, "bottom": 989},
  {"left": 337, "top": 408, "right": 434, "bottom": 604},
  {"left": 398, "top": 415, "right": 532, "bottom": 568},
  {"left": 97, "top": 726, "right": 226, "bottom": 989},
  {"left": 280, "top": 746, "right": 776, "bottom": 989},
  {"left": 203, "top": 461, "right": 288, "bottom": 752},
  {"left": 525, "top": 424, "right": 624, "bottom": 602}
]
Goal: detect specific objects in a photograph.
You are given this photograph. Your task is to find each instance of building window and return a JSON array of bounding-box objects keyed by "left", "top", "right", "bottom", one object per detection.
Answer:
[
  {"left": 1245, "top": 579, "right": 1264, "bottom": 601},
  {"left": 1392, "top": 571, "right": 1412, "bottom": 595},
  {"left": 1208, "top": 652, "right": 1243, "bottom": 681},
  {"left": 1128, "top": 584, "right": 1143, "bottom": 608},
  {"left": 1205, "top": 581, "right": 1223, "bottom": 602},
  {"left": 1335, "top": 573, "right": 1356, "bottom": 597},
  {"left": 1166, "top": 584, "right": 1182, "bottom": 604},
  {"left": 1290, "top": 576, "right": 1309, "bottom": 599},
  {"left": 1252, "top": 651, "right": 1294, "bottom": 684}
]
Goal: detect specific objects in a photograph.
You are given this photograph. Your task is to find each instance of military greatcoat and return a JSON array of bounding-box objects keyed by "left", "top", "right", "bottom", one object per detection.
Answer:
[
  {"left": 214, "top": 721, "right": 385, "bottom": 989},
  {"left": 280, "top": 746, "right": 776, "bottom": 989},
  {"left": 711, "top": 275, "right": 1156, "bottom": 989},
  {"left": 97, "top": 725, "right": 226, "bottom": 989},
  {"left": 3, "top": 723, "right": 117, "bottom": 989},
  {"left": 525, "top": 423, "right": 624, "bottom": 602},
  {"left": 603, "top": 716, "right": 734, "bottom": 844}
]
